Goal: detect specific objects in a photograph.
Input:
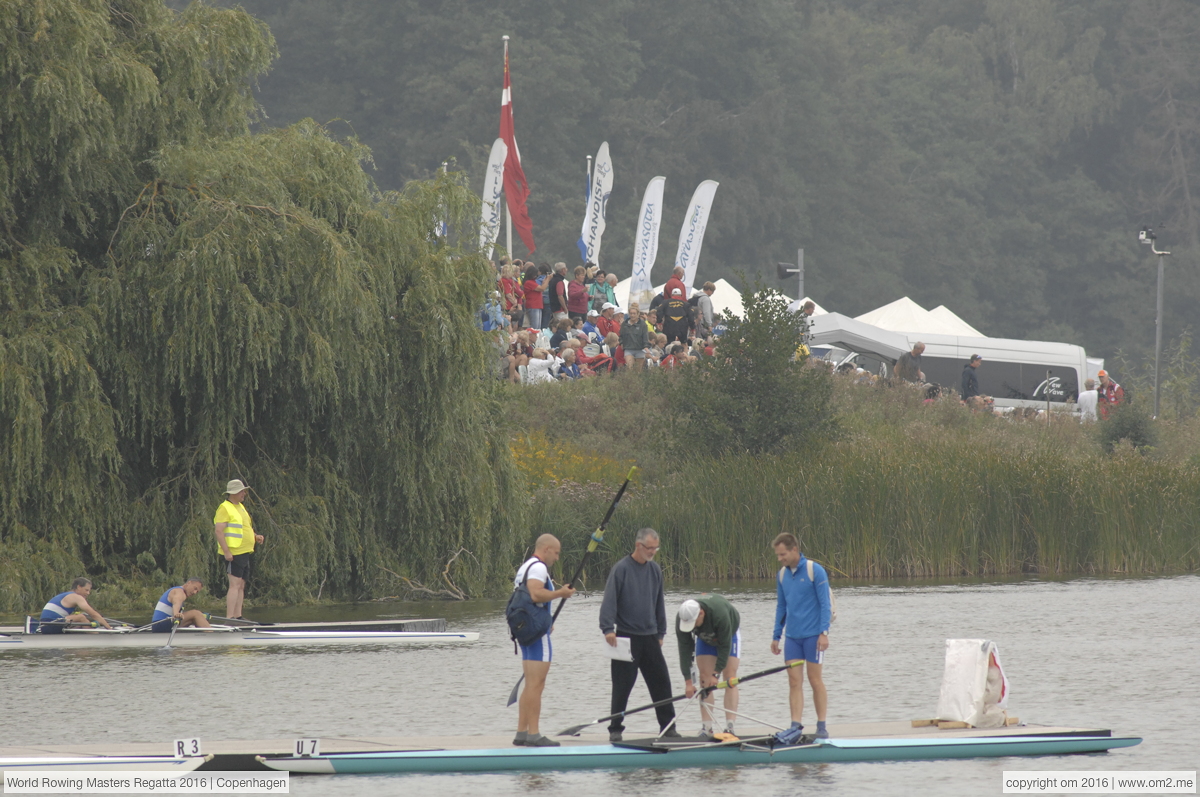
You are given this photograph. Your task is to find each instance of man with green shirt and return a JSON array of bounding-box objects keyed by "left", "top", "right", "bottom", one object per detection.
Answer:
[{"left": 675, "top": 595, "right": 742, "bottom": 739}]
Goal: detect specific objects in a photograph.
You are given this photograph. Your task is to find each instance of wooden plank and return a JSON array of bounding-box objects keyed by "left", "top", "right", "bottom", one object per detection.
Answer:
[
  {"left": 910, "top": 719, "right": 937, "bottom": 727},
  {"left": 1005, "top": 716, "right": 1021, "bottom": 726},
  {"left": 937, "top": 721, "right": 972, "bottom": 729}
]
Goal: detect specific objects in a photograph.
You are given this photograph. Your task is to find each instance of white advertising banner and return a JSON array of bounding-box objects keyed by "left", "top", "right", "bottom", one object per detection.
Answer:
[
  {"left": 479, "top": 137, "right": 508, "bottom": 258},
  {"left": 674, "top": 179, "right": 719, "bottom": 289},
  {"left": 579, "top": 141, "right": 613, "bottom": 264},
  {"left": 628, "top": 176, "right": 665, "bottom": 307}
]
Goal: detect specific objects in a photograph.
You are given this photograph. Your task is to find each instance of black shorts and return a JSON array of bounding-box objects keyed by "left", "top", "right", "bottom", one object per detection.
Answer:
[{"left": 226, "top": 553, "right": 253, "bottom": 581}]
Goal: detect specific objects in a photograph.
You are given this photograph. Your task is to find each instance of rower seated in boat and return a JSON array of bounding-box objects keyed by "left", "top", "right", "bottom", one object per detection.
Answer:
[
  {"left": 151, "top": 578, "right": 212, "bottom": 632},
  {"left": 39, "top": 578, "right": 111, "bottom": 633}
]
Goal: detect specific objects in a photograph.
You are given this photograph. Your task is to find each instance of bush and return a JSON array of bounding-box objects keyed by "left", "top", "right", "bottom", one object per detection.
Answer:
[
  {"left": 1097, "top": 402, "right": 1158, "bottom": 453},
  {"left": 668, "top": 287, "right": 836, "bottom": 455}
]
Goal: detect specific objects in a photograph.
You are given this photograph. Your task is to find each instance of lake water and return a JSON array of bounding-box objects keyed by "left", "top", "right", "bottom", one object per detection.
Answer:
[{"left": 2, "top": 575, "right": 1196, "bottom": 796}]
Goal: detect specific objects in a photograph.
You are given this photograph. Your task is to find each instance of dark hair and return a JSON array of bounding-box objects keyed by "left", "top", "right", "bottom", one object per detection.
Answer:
[
  {"left": 184, "top": 577, "right": 204, "bottom": 585},
  {"left": 772, "top": 533, "right": 799, "bottom": 551},
  {"left": 71, "top": 577, "right": 93, "bottom": 590},
  {"left": 538, "top": 263, "right": 551, "bottom": 275},
  {"left": 523, "top": 266, "right": 538, "bottom": 282}
]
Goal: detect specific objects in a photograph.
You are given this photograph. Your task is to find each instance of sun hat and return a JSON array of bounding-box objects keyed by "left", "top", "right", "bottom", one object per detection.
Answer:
[
  {"left": 677, "top": 599, "right": 701, "bottom": 633},
  {"left": 225, "top": 479, "right": 249, "bottom": 494},
  {"left": 602, "top": 302, "right": 616, "bottom": 311},
  {"left": 587, "top": 309, "right": 599, "bottom": 317}
]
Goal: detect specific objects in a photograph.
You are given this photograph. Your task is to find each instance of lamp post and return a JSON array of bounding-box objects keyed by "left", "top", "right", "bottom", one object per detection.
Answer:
[
  {"left": 776, "top": 248, "right": 804, "bottom": 302},
  {"left": 1138, "top": 226, "right": 1170, "bottom": 418}
]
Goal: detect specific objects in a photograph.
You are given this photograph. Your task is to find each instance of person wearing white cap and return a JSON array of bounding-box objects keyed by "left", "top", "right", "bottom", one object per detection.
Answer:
[
  {"left": 675, "top": 595, "right": 742, "bottom": 739},
  {"left": 213, "top": 479, "right": 263, "bottom": 620},
  {"left": 596, "top": 303, "right": 620, "bottom": 339}
]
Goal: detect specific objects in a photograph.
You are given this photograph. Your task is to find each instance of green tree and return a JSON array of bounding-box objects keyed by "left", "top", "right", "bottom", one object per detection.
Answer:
[
  {"left": 1, "top": 0, "right": 523, "bottom": 610},
  {"left": 669, "top": 287, "right": 835, "bottom": 455}
]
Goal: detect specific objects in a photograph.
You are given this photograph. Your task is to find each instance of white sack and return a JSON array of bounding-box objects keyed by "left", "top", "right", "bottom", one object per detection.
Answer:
[{"left": 935, "top": 639, "right": 1011, "bottom": 727}]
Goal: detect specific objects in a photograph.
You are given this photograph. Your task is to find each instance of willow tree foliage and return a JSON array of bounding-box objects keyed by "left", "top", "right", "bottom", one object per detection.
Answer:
[{"left": 1, "top": 0, "right": 523, "bottom": 611}]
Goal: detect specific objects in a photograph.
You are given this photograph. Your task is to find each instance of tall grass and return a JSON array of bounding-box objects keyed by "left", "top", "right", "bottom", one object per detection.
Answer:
[{"left": 514, "top": 373, "right": 1200, "bottom": 583}]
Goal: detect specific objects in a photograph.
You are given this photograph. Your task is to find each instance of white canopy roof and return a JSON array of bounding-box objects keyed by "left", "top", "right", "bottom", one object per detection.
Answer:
[
  {"left": 855, "top": 296, "right": 982, "bottom": 338},
  {"left": 930, "top": 305, "right": 984, "bottom": 337},
  {"left": 614, "top": 277, "right": 746, "bottom": 318}
]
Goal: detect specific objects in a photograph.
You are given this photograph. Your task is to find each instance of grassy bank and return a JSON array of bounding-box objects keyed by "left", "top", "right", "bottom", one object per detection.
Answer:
[{"left": 508, "top": 372, "right": 1200, "bottom": 582}]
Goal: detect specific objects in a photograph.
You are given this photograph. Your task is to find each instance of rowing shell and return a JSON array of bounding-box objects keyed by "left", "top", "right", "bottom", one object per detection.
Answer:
[
  {"left": 0, "top": 627, "right": 478, "bottom": 651},
  {"left": 0, "top": 755, "right": 210, "bottom": 772},
  {"left": 257, "top": 733, "right": 1142, "bottom": 774}
]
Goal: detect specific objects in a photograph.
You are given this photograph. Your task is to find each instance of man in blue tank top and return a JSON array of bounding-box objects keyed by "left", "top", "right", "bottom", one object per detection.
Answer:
[
  {"left": 38, "top": 578, "right": 111, "bottom": 634},
  {"left": 150, "top": 578, "right": 212, "bottom": 633}
]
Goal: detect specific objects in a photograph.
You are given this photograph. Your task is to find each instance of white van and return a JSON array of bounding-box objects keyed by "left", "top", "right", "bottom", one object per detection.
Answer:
[{"left": 808, "top": 313, "right": 1093, "bottom": 409}]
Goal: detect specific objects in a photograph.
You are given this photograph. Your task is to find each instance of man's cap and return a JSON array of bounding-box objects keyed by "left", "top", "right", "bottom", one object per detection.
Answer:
[
  {"left": 602, "top": 302, "right": 616, "bottom": 310},
  {"left": 1098, "top": 369, "right": 1108, "bottom": 377},
  {"left": 970, "top": 354, "right": 982, "bottom": 362},
  {"left": 225, "top": 479, "right": 249, "bottom": 494},
  {"left": 677, "top": 599, "right": 701, "bottom": 632},
  {"left": 587, "top": 309, "right": 599, "bottom": 317},
  {"left": 672, "top": 288, "right": 683, "bottom": 297}
]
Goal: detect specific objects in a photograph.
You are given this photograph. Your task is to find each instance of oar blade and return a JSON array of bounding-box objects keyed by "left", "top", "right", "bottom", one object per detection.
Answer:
[
  {"left": 556, "top": 723, "right": 592, "bottom": 737},
  {"left": 506, "top": 675, "right": 523, "bottom": 707}
]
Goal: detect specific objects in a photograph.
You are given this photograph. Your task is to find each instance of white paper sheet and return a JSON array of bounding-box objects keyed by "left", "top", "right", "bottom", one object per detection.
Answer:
[{"left": 600, "top": 636, "right": 633, "bottom": 662}]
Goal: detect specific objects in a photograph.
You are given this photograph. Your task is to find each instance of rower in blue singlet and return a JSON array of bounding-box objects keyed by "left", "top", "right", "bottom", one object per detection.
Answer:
[
  {"left": 38, "top": 578, "right": 111, "bottom": 634},
  {"left": 150, "top": 578, "right": 211, "bottom": 632}
]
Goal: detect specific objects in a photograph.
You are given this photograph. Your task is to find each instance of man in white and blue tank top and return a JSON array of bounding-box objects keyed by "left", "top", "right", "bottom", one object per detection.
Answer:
[
  {"left": 38, "top": 578, "right": 111, "bottom": 633},
  {"left": 513, "top": 534, "right": 575, "bottom": 748},
  {"left": 150, "top": 578, "right": 212, "bottom": 632}
]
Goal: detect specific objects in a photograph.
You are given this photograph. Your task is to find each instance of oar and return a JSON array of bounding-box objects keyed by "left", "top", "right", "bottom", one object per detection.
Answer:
[
  {"left": 557, "top": 659, "right": 805, "bottom": 736},
  {"left": 205, "top": 614, "right": 270, "bottom": 626},
  {"left": 506, "top": 465, "right": 639, "bottom": 708},
  {"left": 161, "top": 617, "right": 180, "bottom": 650}
]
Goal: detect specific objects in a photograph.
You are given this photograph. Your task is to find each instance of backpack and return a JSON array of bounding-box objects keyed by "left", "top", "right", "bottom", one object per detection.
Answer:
[
  {"left": 778, "top": 558, "right": 837, "bottom": 624},
  {"left": 505, "top": 562, "right": 553, "bottom": 650}
]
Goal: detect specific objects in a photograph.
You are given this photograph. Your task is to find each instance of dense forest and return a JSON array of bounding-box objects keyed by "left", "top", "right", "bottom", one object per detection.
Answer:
[{"left": 204, "top": 0, "right": 1200, "bottom": 360}]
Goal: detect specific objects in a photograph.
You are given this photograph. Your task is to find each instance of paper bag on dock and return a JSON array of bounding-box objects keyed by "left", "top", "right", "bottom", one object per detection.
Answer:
[{"left": 935, "top": 639, "right": 1011, "bottom": 728}]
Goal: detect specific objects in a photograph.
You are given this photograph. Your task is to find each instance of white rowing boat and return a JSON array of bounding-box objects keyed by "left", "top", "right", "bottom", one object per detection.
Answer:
[
  {"left": 0, "top": 624, "right": 478, "bottom": 651},
  {"left": 0, "top": 755, "right": 210, "bottom": 772}
]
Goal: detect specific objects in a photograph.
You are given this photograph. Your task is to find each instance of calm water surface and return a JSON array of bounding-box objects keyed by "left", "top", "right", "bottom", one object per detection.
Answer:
[{"left": 2, "top": 575, "right": 1196, "bottom": 796}]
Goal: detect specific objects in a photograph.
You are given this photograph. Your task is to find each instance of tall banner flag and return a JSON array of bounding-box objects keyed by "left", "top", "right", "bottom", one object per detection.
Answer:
[
  {"left": 629, "top": 176, "right": 666, "bottom": 308},
  {"left": 479, "top": 138, "right": 508, "bottom": 258},
  {"left": 499, "top": 37, "right": 536, "bottom": 254},
  {"left": 578, "top": 142, "right": 613, "bottom": 264},
  {"left": 674, "top": 180, "right": 719, "bottom": 289}
]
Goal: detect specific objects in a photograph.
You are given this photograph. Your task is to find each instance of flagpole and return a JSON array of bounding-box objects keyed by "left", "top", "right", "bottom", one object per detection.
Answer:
[{"left": 503, "top": 35, "right": 512, "bottom": 257}]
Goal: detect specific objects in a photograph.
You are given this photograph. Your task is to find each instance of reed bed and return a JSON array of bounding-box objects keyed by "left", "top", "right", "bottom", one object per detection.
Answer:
[{"left": 520, "top": 392, "right": 1200, "bottom": 583}]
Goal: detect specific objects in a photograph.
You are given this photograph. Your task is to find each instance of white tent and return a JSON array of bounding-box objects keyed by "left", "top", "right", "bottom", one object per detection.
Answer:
[
  {"left": 930, "top": 305, "right": 984, "bottom": 337},
  {"left": 614, "top": 277, "right": 744, "bottom": 318}
]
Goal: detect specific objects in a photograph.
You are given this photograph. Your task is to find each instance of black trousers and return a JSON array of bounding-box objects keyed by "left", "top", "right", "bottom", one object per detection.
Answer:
[{"left": 609, "top": 634, "right": 676, "bottom": 732}]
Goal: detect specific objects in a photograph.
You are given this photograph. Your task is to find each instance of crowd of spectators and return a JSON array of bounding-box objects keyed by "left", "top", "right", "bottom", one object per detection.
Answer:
[{"left": 481, "top": 258, "right": 719, "bottom": 383}]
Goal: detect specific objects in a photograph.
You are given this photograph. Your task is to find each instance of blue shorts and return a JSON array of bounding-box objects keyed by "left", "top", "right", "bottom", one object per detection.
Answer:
[
  {"left": 520, "top": 633, "right": 552, "bottom": 662},
  {"left": 784, "top": 635, "right": 824, "bottom": 664},
  {"left": 695, "top": 629, "right": 740, "bottom": 661}
]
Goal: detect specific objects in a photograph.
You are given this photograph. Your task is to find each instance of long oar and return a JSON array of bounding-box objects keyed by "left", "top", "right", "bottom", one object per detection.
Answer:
[
  {"left": 161, "top": 618, "right": 180, "bottom": 650},
  {"left": 506, "top": 465, "right": 639, "bottom": 708},
  {"left": 557, "top": 659, "right": 805, "bottom": 736}
]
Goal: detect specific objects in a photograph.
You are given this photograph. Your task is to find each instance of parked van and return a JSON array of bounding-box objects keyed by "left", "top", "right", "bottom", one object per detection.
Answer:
[{"left": 808, "top": 313, "right": 1093, "bottom": 410}]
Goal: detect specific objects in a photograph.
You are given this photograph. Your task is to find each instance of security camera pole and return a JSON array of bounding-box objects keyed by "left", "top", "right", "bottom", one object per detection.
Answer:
[{"left": 1138, "top": 226, "right": 1170, "bottom": 418}]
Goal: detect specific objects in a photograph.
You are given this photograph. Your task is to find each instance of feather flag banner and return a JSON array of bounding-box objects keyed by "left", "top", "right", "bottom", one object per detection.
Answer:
[
  {"left": 479, "top": 138, "right": 508, "bottom": 258},
  {"left": 674, "top": 180, "right": 719, "bottom": 289},
  {"left": 629, "top": 176, "right": 666, "bottom": 306},
  {"left": 578, "top": 141, "right": 613, "bottom": 265}
]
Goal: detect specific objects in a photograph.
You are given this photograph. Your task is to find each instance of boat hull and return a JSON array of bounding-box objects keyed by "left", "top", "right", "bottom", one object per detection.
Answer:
[
  {"left": 0, "top": 756, "right": 210, "bottom": 772},
  {"left": 0, "top": 629, "right": 478, "bottom": 651},
  {"left": 257, "top": 735, "right": 1142, "bottom": 774}
]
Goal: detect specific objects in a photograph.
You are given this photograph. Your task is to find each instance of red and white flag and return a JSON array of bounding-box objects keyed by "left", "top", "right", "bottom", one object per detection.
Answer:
[{"left": 500, "top": 38, "right": 536, "bottom": 254}]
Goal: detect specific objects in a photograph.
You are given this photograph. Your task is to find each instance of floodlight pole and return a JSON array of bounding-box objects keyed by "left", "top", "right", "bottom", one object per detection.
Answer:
[
  {"left": 1143, "top": 234, "right": 1170, "bottom": 419},
  {"left": 796, "top": 248, "right": 804, "bottom": 301}
]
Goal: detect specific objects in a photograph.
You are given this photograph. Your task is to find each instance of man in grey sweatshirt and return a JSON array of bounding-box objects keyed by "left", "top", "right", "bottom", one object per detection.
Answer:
[{"left": 599, "top": 527, "right": 679, "bottom": 741}]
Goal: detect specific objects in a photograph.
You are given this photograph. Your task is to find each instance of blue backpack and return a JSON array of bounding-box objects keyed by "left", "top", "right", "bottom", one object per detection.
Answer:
[{"left": 505, "top": 564, "right": 552, "bottom": 650}]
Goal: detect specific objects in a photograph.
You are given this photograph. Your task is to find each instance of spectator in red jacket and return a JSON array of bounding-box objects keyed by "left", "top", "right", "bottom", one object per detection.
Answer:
[
  {"left": 596, "top": 303, "right": 621, "bottom": 338},
  {"left": 1097, "top": 370, "right": 1124, "bottom": 418},
  {"left": 664, "top": 265, "right": 687, "bottom": 307}
]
